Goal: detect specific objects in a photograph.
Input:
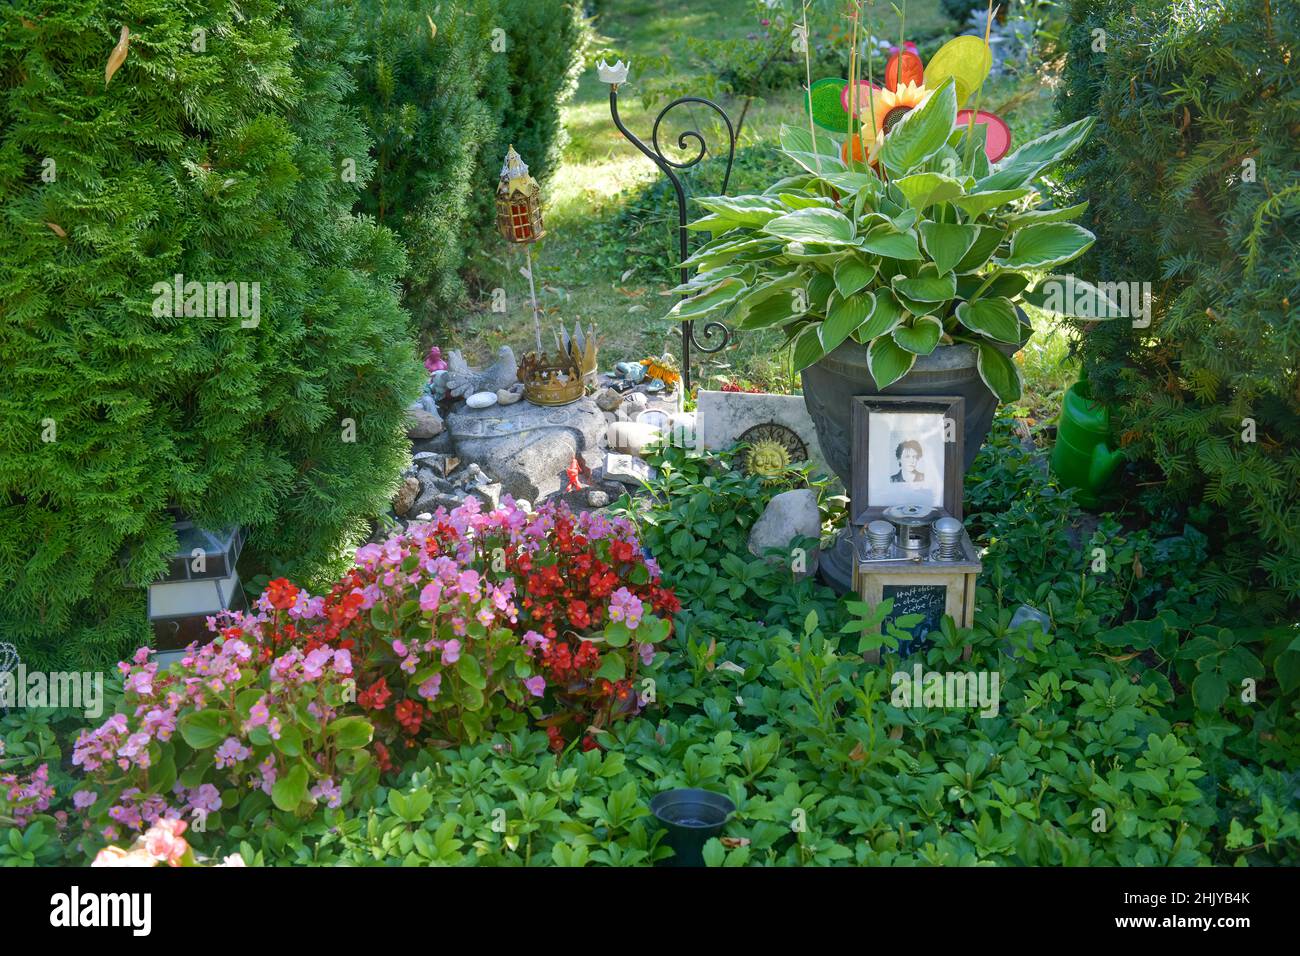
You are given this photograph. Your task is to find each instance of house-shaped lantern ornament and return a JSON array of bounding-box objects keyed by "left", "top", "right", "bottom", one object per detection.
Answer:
[{"left": 495, "top": 145, "right": 545, "bottom": 244}]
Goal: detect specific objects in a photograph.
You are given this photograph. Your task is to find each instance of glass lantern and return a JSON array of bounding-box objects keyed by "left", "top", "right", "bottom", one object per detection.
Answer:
[
  {"left": 495, "top": 145, "right": 544, "bottom": 244},
  {"left": 145, "top": 510, "right": 248, "bottom": 662}
]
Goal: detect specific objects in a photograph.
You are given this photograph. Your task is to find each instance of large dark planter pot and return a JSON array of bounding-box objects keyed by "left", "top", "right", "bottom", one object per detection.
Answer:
[{"left": 801, "top": 337, "right": 1021, "bottom": 592}]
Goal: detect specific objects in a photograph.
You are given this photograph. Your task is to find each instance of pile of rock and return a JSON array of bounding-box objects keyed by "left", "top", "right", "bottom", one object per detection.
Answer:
[{"left": 392, "top": 451, "right": 511, "bottom": 525}]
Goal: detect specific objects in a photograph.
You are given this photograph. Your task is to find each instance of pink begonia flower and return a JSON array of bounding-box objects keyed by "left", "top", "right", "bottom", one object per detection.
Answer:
[
  {"left": 419, "top": 580, "right": 443, "bottom": 612},
  {"left": 442, "top": 639, "right": 461, "bottom": 665},
  {"left": 607, "top": 587, "right": 644, "bottom": 629},
  {"left": 302, "top": 646, "right": 334, "bottom": 680},
  {"left": 392, "top": 639, "right": 407, "bottom": 657},
  {"left": 311, "top": 778, "right": 342, "bottom": 809},
  {"left": 188, "top": 784, "right": 222, "bottom": 814},
  {"left": 214, "top": 736, "right": 250, "bottom": 769},
  {"left": 245, "top": 697, "right": 269, "bottom": 729},
  {"left": 253, "top": 757, "right": 277, "bottom": 796},
  {"left": 73, "top": 790, "right": 96, "bottom": 810},
  {"left": 476, "top": 605, "right": 495, "bottom": 628},
  {"left": 637, "top": 642, "right": 655, "bottom": 667},
  {"left": 219, "top": 853, "right": 247, "bottom": 867},
  {"left": 401, "top": 655, "right": 419, "bottom": 675},
  {"left": 143, "top": 818, "right": 189, "bottom": 866},
  {"left": 525, "top": 675, "right": 546, "bottom": 697},
  {"left": 333, "top": 649, "right": 352, "bottom": 675},
  {"left": 125, "top": 670, "right": 153, "bottom": 697},
  {"left": 359, "top": 584, "right": 382, "bottom": 609},
  {"left": 457, "top": 569, "right": 481, "bottom": 599},
  {"left": 418, "top": 673, "right": 442, "bottom": 700},
  {"left": 92, "top": 846, "right": 158, "bottom": 868}
]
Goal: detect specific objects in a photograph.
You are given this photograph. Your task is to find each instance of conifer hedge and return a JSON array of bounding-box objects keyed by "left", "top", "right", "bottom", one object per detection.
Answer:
[
  {"left": 350, "top": 0, "right": 587, "bottom": 330},
  {"left": 0, "top": 0, "right": 424, "bottom": 669},
  {"left": 1057, "top": 0, "right": 1300, "bottom": 601}
]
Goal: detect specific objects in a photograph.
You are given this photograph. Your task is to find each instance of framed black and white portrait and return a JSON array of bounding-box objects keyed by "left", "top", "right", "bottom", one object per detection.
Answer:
[{"left": 851, "top": 396, "right": 964, "bottom": 520}]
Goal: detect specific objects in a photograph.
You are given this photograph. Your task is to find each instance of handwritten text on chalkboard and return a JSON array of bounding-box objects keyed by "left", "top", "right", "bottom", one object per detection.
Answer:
[{"left": 882, "top": 583, "right": 947, "bottom": 657}]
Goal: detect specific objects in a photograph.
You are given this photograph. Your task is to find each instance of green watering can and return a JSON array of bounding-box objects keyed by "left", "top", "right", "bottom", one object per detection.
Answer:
[{"left": 1050, "top": 378, "right": 1125, "bottom": 508}]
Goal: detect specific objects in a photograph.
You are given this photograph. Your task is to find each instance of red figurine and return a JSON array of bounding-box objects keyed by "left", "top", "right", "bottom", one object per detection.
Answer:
[{"left": 565, "top": 456, "right": 586, "bottom": 492}]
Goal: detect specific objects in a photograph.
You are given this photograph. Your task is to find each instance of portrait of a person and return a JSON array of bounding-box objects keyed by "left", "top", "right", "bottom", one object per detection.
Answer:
[{"left": 890, "top": 439, "right": 925, "bottom": 483}]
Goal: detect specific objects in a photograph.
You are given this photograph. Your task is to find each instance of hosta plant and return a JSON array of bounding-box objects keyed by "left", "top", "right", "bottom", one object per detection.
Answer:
[{"left": 670, "top": 75, "right": 1097, "bottom": 401}]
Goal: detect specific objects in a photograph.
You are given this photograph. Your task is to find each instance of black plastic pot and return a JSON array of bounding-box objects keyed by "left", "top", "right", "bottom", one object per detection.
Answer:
[{"left": 649, "top": 788, "right": 735, "bottom": 867}]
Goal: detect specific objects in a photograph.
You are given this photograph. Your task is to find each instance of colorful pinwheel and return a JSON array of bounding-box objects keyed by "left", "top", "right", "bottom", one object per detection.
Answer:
[{"left": 805, "top": 32, "right": 1011, "bottom": 170}]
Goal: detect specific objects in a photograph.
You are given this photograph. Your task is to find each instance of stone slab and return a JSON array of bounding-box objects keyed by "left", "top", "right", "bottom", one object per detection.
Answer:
[{"left": 695, "top": 390, "right": 831, "bottom": 479}]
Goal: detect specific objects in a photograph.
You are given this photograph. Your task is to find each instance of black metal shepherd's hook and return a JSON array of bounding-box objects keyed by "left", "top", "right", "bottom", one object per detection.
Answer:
[{"left": 603, "top": 64, "right": 737, "bottom": 394}]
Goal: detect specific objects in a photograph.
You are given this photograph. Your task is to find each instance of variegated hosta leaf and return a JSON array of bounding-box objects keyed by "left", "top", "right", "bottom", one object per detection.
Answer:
[
  {"left": 879, "top": 77, "right": 958, "bottom": 179},
  {"left": 791, "top": 324, "right": 827, "bottom": 371},
  {"left": 763, "top": 207, "right": 857, "bottom": 245},
  {"left": 668, "top": 276, "right": 745, "bottom": 320},
  {"left": 892, "top": 172, "right": 966, "bottom": 212},
  {"left": 892, "top": 266, "right": 957, "bottom": 303},
  {"left": 952, "top": 188, "right": 1035, "bottom": 219},
  {"left": 892, "top": 315, "right": 944, "bottom": 355},
  {"left": 833, "top": 255, "right": 878, "bottom": 297},
  {"left": 852, "top": 289, "right": 905, "bottom": 343},
  {"left": 918, "top": 221, "right": 980, "bottom": 275},
  {"left": 822, "top": 293, "right": 874, "bottom": 353},
  {"left": 859, "top": 228, "right": 922, "bottom": 260},
  {"left": 955, "top": 296, "right": 1021, "bottom": 344},
  {"left": 693, "top": 195, "right": 788, "bottom": 229},
  {"left": 976, "top": 116, "right": 1097, "bottom": 193},
  {"left": 995, "top": 222, "right": 1095, "bottom": 270},
  {"left": 867, "top": 335, "right": 917, "bottom": 389},
  {"left": 974, "top": 340, "right": 1022, "bottom": 403},
  {"left": 779, "top": 124, "right": 848, "bottom": 177}
]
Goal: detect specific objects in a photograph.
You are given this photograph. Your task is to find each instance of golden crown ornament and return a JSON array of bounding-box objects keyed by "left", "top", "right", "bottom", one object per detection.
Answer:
[{"left": 519, "top": 322, "right": 599, "bottom": 406}]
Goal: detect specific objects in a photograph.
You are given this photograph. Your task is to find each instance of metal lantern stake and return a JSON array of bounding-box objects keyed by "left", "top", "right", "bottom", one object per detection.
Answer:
[{"left": 600, "top": 59, "right": 736, "bottom": 394}]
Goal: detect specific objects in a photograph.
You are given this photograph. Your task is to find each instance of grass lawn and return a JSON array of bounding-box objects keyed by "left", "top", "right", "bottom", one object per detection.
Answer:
[{"left": 454, "top": 0, "right": 1075, "bottom": 426}]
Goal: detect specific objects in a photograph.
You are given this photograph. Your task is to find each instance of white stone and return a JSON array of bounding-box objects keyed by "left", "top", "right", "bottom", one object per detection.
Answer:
[
  {"left": 496, "top": 386, "right": 523, "bottom": 405},
  {"left": 747, "top": 488, "right": 821, "bottom": 576},
  {"left": 606, "top": 421, "right": 662, "bottom": 457},
  {"left": 465, "top": 391, "right": 498, "bottom": 409},
  {"left": 604, "top": 452, "right": 656, "bottom": 485}
]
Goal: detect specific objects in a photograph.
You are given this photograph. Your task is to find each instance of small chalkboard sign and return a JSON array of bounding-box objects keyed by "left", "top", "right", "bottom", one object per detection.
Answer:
[{"left": 882, "top": 583, "right": 947, "bottom": 656}]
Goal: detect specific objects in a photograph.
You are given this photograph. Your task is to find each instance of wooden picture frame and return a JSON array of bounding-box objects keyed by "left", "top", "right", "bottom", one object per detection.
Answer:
[{"left": 850, "top": 395, "right": 965, "bottom": 523}]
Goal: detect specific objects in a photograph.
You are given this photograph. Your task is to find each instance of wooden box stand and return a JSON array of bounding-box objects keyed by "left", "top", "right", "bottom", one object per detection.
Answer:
[{"left": 852, "top": 520, "right": 980, "bottom": 665}]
